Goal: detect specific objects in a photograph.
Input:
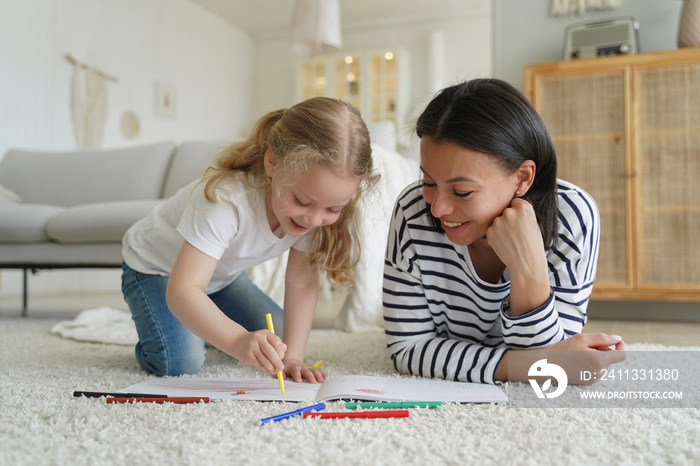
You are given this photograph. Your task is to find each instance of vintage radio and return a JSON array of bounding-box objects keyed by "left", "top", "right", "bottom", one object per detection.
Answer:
[{"left": 563, "top": 17, "right": 639, "bottom": 60}]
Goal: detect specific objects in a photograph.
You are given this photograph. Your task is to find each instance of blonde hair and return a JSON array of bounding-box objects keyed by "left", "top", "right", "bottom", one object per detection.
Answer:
[{"left": 201, "top": 97, "right": 378, "bottom": 286}]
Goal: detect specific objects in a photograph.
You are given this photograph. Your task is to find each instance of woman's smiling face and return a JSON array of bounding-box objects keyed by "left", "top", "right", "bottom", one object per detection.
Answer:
[{"left": 420, "top": 136, "right": 521, "bottom": 246}]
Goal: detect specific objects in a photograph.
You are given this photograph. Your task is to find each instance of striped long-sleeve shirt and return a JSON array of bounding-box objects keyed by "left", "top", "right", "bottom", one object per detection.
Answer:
[{"left": 382, "top": 179, "right": 600, "bottom": 384}]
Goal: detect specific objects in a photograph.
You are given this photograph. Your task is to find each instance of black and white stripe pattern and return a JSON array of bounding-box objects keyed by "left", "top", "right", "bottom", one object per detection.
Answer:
[{"left": 383, "top": 179, "right": 600, "bottom": 384}]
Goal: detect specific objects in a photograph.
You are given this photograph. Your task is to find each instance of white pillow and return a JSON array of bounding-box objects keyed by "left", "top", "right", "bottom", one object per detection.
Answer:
[{"left": 334, "top": 143, "right": 419, "bottom": 331}]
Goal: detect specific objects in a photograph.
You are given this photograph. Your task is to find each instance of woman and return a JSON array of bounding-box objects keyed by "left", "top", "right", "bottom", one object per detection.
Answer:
[{"left": 383, "top": 79, "right": 624, "bottom": 384}]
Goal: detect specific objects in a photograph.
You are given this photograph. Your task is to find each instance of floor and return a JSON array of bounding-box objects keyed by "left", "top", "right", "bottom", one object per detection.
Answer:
[{"left": 1, "top": 291, "right": 699, "bottom": 346}]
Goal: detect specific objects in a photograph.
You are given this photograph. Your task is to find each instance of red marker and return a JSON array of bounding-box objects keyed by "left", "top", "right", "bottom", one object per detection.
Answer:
[
  {"left": 303, "top": 410, "right": 409, "bottom": 419},
  {"left": 106, "top": 397, "right": 209, "bottom": 404}
]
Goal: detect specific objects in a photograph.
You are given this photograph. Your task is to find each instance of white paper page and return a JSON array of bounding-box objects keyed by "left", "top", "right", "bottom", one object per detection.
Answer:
[
  {"left": 314, "top": 374, "right": 508, "bottom": 404},
  {"left": 120, "top": 377, "right": 323, "bottom": 401},
  {"left": 120, "top": 374, "right": 508, "bottom": 404}
]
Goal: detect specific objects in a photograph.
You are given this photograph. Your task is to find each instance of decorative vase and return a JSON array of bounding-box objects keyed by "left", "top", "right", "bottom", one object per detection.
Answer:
[{"left": 678, "top": 0, "right": 700, "bottom": 48}]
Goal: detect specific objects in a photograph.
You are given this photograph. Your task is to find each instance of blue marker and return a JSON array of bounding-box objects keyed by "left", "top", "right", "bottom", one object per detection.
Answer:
[{"left": 259, "top": 402, "right": 326, "bottom": 426}]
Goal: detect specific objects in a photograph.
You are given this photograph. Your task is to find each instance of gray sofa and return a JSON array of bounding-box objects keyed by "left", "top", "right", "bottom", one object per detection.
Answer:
[{"left": 0, "top": 140, "right": 223, "bottom": 315}]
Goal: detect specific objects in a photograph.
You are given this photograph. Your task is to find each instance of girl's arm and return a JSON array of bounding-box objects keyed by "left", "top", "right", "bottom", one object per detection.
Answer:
[
  {"left": 281, "top": 247, "right": 327, "bottom": 383},
  {"left": 166, "top": 241, "right": 286, "bottom": 375}
]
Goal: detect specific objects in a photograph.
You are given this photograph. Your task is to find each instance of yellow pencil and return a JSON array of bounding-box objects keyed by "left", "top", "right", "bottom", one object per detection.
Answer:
[{"left": 265, "top": 313, "right": 285, "bottom": 397}]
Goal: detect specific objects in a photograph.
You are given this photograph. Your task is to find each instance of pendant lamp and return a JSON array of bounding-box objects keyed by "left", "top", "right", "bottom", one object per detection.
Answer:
[{"left": 290, "top": 0, "right": 342, "bottom": 56}]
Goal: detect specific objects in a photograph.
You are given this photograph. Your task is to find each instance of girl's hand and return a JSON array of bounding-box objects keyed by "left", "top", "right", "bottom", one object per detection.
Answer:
[
  {"left": 282, "top": 358, "right": 327, "bottom": 383},
  {"left": 229, "top": 330, "right": 287, "bottom": 375}
]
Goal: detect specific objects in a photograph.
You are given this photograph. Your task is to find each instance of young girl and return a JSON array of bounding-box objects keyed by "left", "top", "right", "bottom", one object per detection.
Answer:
[
  {"left": 383, "top": 79, "right": 625, "bottom": 385},
  {"left": 122, "top": 97, "right": 377, "bottom": 382}
]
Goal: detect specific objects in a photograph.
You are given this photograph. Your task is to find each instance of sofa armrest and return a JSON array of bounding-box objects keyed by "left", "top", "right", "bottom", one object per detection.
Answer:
[{"left": 162, "top": 140, "right": 227, "bottom": 198}]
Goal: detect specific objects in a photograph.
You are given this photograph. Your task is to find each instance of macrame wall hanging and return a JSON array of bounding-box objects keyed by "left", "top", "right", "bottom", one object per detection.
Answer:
[
  {"left": 551, "top": 0, "right": 622, "bottom": 17},
  {"left": 65, "top": 54, "right": 118, "bottom": 150}
]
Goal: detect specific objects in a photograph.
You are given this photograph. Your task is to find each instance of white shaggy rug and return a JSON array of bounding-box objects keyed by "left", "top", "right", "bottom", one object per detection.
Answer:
[{"left": 1, "top": 317, "right": 699, "bottom": 466}]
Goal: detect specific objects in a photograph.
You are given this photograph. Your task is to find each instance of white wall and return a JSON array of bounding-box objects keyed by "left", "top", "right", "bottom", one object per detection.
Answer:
[
  {"left": 493, "top": 0, "right": 684, "bottom": 90},
  {"left": 253, "top": 2, "right": 492, "bottom": 159},
  {"left": 0, "top": 0, "right": 255, "bottom": 297},
  {"left": 0, "top": 0, "right": 255, "bottom": 160}
]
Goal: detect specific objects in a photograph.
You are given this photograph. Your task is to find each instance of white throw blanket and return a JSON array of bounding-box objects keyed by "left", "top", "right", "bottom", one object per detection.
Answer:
[{"left": 51, "top": 306, "right": 137, "bottom": 345}]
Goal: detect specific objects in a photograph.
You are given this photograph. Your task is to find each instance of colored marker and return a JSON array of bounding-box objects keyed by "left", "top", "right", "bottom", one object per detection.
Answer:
[
  {"left": 345, "top": 401, "right": 443, "bottom": 410},
  {"left": 303, "top": 410, "right": 409, "bottom": 420},
  {"left": 259, "top": 402, "right": 327, "bottom": 426},
  {"left": 311, "top": 360, "right": 324, "bottom": 368},
  {"left": 106, "top": 397, "right": 209, "bottom": 404},
  {"left": 265, "top": 313, "right": 285, "bottom": 397},
  {"left": 73, "top": 391, "right": 168, "bottom": 398}
]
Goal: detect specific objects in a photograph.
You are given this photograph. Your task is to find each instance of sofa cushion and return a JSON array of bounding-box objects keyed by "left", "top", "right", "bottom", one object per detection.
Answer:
[
  {"left": 46, "top": 200, "right": 164, "bottom": 243},
  {"left": 0, "top": 142, "right": 176, "bottom": 206},
  {"left": 162, "top": 140, "right": 224, "bottom": 198},
  {"left": 0, "top": 204, "right": 65, "bottom": 242}
]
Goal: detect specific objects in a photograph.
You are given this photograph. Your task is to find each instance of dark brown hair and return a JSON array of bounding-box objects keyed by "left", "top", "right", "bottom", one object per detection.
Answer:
[{"left": 416, "top": 78, "right": 559, "bottom": 247}]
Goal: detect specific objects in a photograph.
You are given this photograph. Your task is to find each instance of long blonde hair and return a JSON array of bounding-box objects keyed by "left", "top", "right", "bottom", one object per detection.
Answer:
[{"left": 201, "top": 97, "right": 378, "bottom": 286}]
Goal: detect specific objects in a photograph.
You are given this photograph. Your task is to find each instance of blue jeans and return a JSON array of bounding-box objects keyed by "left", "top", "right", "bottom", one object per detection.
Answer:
[{"left": 121, "top": 263, "right": 283, "bottom": 376}]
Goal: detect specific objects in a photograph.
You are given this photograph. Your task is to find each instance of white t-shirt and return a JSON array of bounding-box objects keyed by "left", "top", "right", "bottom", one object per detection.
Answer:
[{"left": 122, "top": 173, "right": 310, "bottom": 294}]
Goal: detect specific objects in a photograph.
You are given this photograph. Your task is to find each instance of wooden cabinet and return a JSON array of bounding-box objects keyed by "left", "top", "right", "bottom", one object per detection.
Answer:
[{"left": 524, "top": 47, "right": 700, "bottom": 301}]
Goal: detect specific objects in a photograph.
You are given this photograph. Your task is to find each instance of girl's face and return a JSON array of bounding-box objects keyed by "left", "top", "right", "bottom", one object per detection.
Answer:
[
  {"left": 420, "top": 137, "right": 523, "bottom": 247},
  {"left": 265, "top": 155, "right": 359, "bottom": 237}
]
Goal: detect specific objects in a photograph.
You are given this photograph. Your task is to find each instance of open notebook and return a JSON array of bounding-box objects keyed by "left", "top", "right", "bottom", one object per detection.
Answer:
[{"left": 119, "top": 374, "right": 508, "bottom": 404}]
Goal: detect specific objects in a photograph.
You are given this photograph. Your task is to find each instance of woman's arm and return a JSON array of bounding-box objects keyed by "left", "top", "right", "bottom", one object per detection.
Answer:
[
  {"left": 383, "top": 257, "right": 508, "bottom": 384},
  {"left": 495, "top": 333, "right": 626, "bottom": 383},
  {"left": 486, "top": 197, "right": 551, "bottom": 317},
  {"left": 166, "top": 241, "right": 286, "bottom": 375},
  {"left": 488, "top": 186, "right": 601, "bottom": 349},
  {"left": 382, "top": 190, "right": 506, "bottom": 383},
  {"left": 281, "top": 247, "right": 327, "bottom": 383}
]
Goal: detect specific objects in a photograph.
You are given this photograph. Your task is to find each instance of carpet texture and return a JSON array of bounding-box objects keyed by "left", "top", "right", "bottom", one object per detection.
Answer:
[{"left": 1, "top": 317, "right": 698, "bottom": 465}]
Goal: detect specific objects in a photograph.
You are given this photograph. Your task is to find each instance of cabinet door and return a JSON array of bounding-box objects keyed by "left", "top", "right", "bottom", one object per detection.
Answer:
[
  {"left": 297, "top": 50, "right": 406, "bottom": 130},
  {"left": 635, "top": 62, "right": 700, "bottom": 290},
  {"left": 533, "top": 70, "right": 629, "bottom": 289}
]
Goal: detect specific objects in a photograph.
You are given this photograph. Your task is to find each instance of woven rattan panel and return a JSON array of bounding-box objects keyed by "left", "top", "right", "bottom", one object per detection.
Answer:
[
  {"left": 637, "top": 63, "right": 700, "bottom": 286},
  {"left": 538, "top": 72, "right": 627, "bottom": 285}
]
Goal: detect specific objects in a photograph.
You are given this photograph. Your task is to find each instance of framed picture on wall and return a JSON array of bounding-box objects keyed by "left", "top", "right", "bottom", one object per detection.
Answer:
[{"left": 155, "top": 81, "right": 178, "bottom": 118}]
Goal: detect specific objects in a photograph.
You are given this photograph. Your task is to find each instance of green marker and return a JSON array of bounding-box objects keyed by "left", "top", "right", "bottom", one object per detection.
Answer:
[{"left": 345, "top": 401, "right": 443, "bottom": 410}]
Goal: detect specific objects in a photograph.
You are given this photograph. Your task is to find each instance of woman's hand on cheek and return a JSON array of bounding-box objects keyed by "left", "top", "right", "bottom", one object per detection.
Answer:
[
  {"left": 283, "top": 358, "right": 328, "bottom": 383},
  {"left": 486, "top": 198, "right": 545, "bottom": 273}
]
